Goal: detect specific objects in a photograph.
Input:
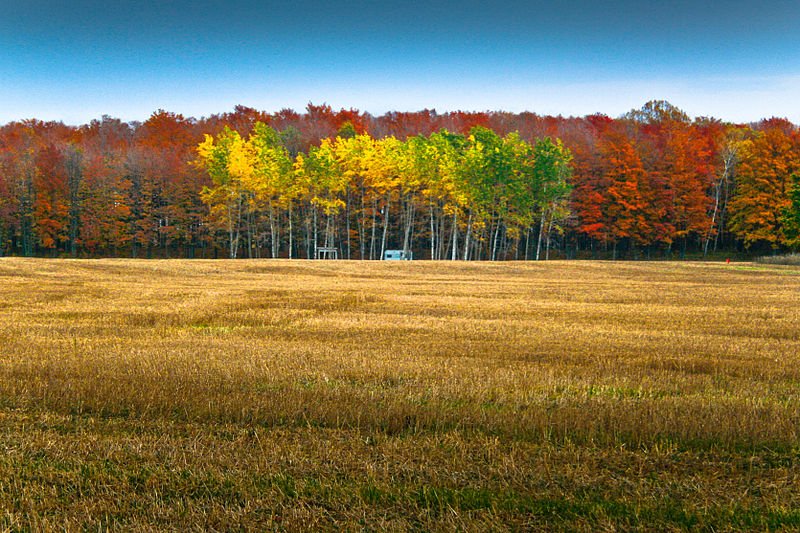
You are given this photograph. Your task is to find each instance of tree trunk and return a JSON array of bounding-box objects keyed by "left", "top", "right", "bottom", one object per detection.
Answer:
[
  {"left": 429, "top": 201, "right": 435, "bottom": 260},
  {"left": 450, "top": 211, "right": 458, "bottom": 261},
  {"left": 545, "top": 213, "right": 555, "bottom": 260},
  {"left": 268, "top": 204, "right": 277, "bottom": 258},
  {"left": 403, "top": 195, "right": 415, "bottom": 255},
  {"left": 228, "top": 195, "right": 242, "bottom": 259},
  {"left": 370, "top": 197, "right": 377, "bottom": 260},
  {"left": 535, "top": 209, "right": 546, "bottom": 261},
  {"left": 305, "top": 209, "right": 311, "bottom": 259},
  {"left": 462, "top": 212, "right": 473, "bottom": 261},
  {"left": 345, "top": 190, "right": 351, "bottom": 259},
  {"left": 358, "top": 188, "right": 366, "bottom": 259},
  {"left": 313, "top": 206, "right": 318, "bottom": 257},
  {"left": 491, "top": 218, "right": 501, "bottom": 261},
  {"left": 525, "top": 227, "right": 531, "bottom": 261},
  {"left": 245, "top": 200, "right": 254, "bottom": 259},
  {"left": 288, "top": 202, "right": 293, "bottom": 259},
  {"left": 439, "top": 210, "right": 446, "bottom": 260},
  {"left": 704, "top": 163, "right": 730, "bottom": 257},
  {"left": 380, "top": 192, "right": 390, "bottom": 260}
]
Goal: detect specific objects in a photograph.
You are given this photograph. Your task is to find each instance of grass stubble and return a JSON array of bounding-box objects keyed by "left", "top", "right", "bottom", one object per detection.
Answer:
[{"left": 0, "top": 258, "right": 799, "bottom": 531}]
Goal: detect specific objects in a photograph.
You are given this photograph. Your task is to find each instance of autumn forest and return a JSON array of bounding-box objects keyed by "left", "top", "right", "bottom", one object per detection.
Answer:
[{"left": 1, "top": 101, "right": 799, "bottom": 260}]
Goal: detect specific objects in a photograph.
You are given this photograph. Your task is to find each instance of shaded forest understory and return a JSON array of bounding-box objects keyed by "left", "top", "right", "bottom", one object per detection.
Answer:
[{"left": 1, "top": 101, "right": 799, "bottom": 260}]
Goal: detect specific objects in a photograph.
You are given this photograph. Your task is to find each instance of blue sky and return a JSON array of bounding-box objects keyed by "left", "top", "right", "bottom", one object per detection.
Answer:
[{"left": 1, "top": 0, "right": 799, "bottom": 124}]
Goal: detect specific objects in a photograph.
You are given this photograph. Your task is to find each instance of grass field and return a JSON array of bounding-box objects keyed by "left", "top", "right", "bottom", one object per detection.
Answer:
[{"left": 0, "top": 258, "right": 799, "bottom": 531}]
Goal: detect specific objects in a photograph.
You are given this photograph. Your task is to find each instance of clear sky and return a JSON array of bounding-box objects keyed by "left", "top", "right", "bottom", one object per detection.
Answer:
[{"left": 1, "top": 0, "right": 799, "bottom": 124}]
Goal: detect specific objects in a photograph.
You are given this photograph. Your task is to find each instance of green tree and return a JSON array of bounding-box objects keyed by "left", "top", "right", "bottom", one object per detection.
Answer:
[
  {"left": 249, "top": 123, "right": 293, "bottom": 258},
  {"left": 421, "top": 130, "right": 466, "bottom": 259},
  {"left": 782, "top": 173, "right": 800, "bottom": 251},
  {"left": 530, "top": 137, "right": 573, "bottom": 260}
]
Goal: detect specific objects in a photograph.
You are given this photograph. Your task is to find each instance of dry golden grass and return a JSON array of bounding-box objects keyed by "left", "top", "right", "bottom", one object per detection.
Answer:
[
  {"left": 758, "top": 253, "right": 800, "bottom": 266},
  {"left": 0, "top": 258, "right": 799, "bottom": 531}
]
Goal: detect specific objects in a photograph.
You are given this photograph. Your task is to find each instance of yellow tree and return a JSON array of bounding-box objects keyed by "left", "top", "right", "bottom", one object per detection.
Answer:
[
  {"left": 196, "top": 127, "right": 252, "bottom": 258},
  {"left": 364, "top": 136, "right": 403, "bottom": 259},
  {"left": 415, "top": 131, "right": 465, "bottom": 260},
  {"left": 332, "top": 133, "right": 375, "bottom": 258},
  {"left": 294, "top": 139, "right": 348, "bottom": 253},
  {"left": 395, "top": 136, "right": 430, "bottom": 255}
]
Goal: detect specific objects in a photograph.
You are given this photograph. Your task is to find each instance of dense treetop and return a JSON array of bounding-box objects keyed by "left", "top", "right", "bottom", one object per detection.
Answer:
[{"left": 0, "top": 102, "right": 798, "bottom": 259}]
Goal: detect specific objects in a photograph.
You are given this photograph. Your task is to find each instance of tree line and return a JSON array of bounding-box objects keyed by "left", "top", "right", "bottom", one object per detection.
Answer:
[{"left": 0, "top": 101, "right": 798, "bottom": 260}]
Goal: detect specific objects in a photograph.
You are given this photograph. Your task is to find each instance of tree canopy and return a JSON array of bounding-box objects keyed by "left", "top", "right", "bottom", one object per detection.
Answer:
[{"left": 0, "top": 101, "right": 798, "bottom": 259}]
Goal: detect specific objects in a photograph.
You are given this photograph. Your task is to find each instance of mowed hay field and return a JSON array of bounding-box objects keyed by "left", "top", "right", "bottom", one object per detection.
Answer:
[{"left": 1, "top": 259, "right": 799, "bottom": 531}]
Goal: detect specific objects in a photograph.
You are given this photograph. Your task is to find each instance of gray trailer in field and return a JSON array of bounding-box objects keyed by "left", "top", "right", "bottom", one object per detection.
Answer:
[{"left": 383, "top": 250, "right": 412, "bottom": 260}]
